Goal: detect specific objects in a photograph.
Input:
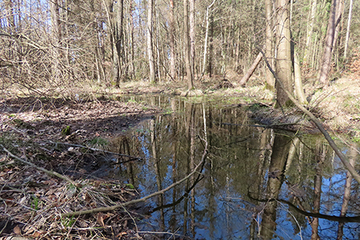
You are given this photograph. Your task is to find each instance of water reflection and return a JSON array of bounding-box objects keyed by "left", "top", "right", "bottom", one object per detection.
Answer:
[{"left": 108, "top": 96, "right": 360, "bottom": 239}]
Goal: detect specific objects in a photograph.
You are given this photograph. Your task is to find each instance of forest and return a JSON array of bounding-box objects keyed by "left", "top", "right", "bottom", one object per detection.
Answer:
[{"left": 1, "top": 0, "right": 360, "bottom": 239}]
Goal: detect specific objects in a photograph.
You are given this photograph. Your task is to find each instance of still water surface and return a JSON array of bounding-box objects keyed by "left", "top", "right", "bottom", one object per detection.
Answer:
[{"left": 107, "top": 95, "right": 360, "bottom": 239}]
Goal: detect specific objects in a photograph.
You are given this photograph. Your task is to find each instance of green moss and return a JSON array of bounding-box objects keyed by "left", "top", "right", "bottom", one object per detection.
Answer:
[{"left": 61, "top": 125, "right": 71, "bottom": 135}]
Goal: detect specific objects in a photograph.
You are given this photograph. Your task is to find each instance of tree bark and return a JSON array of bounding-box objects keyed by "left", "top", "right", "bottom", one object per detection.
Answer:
[
  {"left": 147, "top": 0, "right": 155, "bottom": 83},
  {"left": 265, "top": 0, "right": 275, "bottom": 89},
  {"left": 189, "top": 0, "right": 195, "bottom": 78},
  {"left": 184, "top": 0, "right": 194, "bottom": 89},
  {"left": 202, "top": 0, "right": 216, "bottom": 75},
  {"left": 294, "top": 50, "right": 307, "bottom": 104},
  {"left": 303, "top": 0, "right": 317, "bottom": 65},
  {"left": 169, "top": 0, "right": 176, "bottom": 80},
  {"left": 275, "top": 0, "right": 292, "bottom": 108},
  {"left": 239, "top": 52, "right": 262, "bottom": 86},
  {"left": 318, "top": 0, "right": 336, "bottom": 86},
  {"left": 344, "top": 0, "right": 353, "bottom": 59}
]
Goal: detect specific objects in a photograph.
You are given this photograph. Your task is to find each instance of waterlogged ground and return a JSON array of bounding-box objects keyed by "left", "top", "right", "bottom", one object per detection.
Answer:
[
  {"left": 106, "top": 96, "right": 360, "bottom": 239},
  {"left": 1, "top": 84, "right": 360, "bottom": 239}
]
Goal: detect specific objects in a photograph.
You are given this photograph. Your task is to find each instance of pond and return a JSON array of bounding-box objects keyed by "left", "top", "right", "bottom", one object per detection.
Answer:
[{"left": 106, "top": 95, "right": 360, "bottom": 239}]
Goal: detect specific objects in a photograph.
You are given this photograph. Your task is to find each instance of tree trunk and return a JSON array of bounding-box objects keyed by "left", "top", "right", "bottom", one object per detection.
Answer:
[
  {"left": 265, "top": 0, "right": 275, "bottom": 89},
  {"left": 169, "top": 0, "right": 176, "bottom": 80},
  {"left": 239, "top": 52, "right": 262, "bottom": 87},
  {"left": 332, "top": 0, "right": 344, "bottom": 50},
  {"left": 318, "top": 0, "right": 336, "bottom": 86},
  {"left": 184, "top": 0, "right": 194, "bottom": 90},
  {"left": 129, "top": 0, "right": 135, "bottom": 79},
  {"left": 344, "top": 0, "right": 353, "bottom": 59},
  {"left": 294, "top": 50, "right": 307, "bottom": 104},
  {"left": 189, "top": 0, "right": 195, "bottom": 78},
  {"left": 50, "top": 0, "right": 61, "bottom": 83},
  {"left": 202, "top": 0, "right": 216, "bottom": 75},
  {"left": 303, "top": 0, "right": 317, "bottom": 65},
  {"left": 275, "top": 0, "right": 292, "bottom": 108},
  {"left": 147, "top": 0, "right": 155, "bottom": 83},
  {"left": 111, "top": 0, "right": 124, "bottom": 87}
]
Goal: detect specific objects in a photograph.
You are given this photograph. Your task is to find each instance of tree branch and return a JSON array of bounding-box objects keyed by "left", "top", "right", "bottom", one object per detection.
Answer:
[
  {"left": 62, "top": 138, "right": 209, "bottom": 217},
  {"left": 1, "top": 145, "right": 77, "bottom": 186}
]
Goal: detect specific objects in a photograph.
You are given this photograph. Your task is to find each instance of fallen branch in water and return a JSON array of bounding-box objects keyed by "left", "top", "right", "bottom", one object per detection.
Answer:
[
  {"left": 62, "top": 138, "right": 209, "bottom": 217},
  {"left": 260, "top": 50, "right": 360, "bottom": 184},
  {"left": 1, "top": 144, "right": 77, "bottom": 186}
]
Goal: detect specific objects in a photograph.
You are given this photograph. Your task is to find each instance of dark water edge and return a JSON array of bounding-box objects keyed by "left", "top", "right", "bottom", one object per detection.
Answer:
[{"left": 104, "top": 95, "right": 360, "bottom": 240}]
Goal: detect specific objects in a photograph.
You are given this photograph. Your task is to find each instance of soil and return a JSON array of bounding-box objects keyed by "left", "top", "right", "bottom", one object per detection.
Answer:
[{"left": 1, "top": 74, "right": 360, "bottom": 239}]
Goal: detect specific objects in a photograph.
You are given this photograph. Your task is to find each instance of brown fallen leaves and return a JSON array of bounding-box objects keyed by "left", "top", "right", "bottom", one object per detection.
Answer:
[{"left": 0, "top": 154, "right": 142, "bottom": 239}]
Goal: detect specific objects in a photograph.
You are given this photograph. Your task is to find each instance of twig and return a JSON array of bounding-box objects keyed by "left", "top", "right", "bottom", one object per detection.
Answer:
[
  {"left": 62, "top": 138, "right": 209, "bottom": 217},
  {"left": 260, "top": 50, "right": 360, "bottom": 184},
  {"left": 1, "top": 144, "right": 77, "bottom": 186}
]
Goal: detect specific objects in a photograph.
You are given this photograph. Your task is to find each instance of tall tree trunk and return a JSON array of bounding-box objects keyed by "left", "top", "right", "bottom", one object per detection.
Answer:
[
  {"left": 294, "top": 50, "right": 307, "bottom": 104},
  {"left": 50, "top": 0, "right": 61, "bottom": 83},
  {"left": 184, "top": 0, "right": 194, "bottom": 89},
  {"left": 202, "top": 0, "right": 216, "bottom": 75},
  {"left": 344, "top": 0, "right": 353, "bottom": 59},
  {"left": 275, "top": 0, "right": 292, "bottom": 108},
  {"left": 189, "top": 0, "right": 195, "bottom": 78},
  {"left": 169, "top": 0, "right": 176, "bottom": 80},
  {"left": 147, "top": 0, "right": 155, "bottom": 83},
  {"left": 332, "top": 0, "right": 345, "bottom": 50},
  {"left": 265, "top": 0, "right": 275, "bottom": 89},
  {"left": 318, "top": 0, "right": 336, "bottom": 86},
  {"left": 129, "top": 0, "right": 135, "bottom": 79},
  {"left": 111, "top": 0, "right": 124, "bottom": 87},
  {"left": 303, "top": 0, "right": 317, "bottom": 65}
]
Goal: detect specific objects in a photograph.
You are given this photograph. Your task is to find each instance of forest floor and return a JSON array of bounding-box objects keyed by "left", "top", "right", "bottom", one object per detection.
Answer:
[{"left": 1, "top": 72, "right": 360, "bottom": 239}]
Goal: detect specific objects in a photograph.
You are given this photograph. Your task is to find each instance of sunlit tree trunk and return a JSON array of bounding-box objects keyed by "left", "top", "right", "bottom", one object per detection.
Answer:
[
  {"left": 344, "top": 0, "right": 353, "bottom": 59},
  {"left": 184, "top": 0, "right": 194, "bottom": 89},
  {"left": 129, "top": 0, "right": 135, "bottom": 79},
  {"left": 265, "top": 0, "right": 275, "bottom": 89},
  {"left": 294, "top": 51, "right": 307, "bottom": 104},
  {"left": 239, "top": 52, "right": 262, "bottom": 87},
  {"left": 50, "top": 0, "right": 61, "bottom": 83},
  {"left": 147, "top": 0, "right": 155, "bottom": 83},
  {"left": 110, "top": 0, "right": 124, "bottom": 87},
  {"left": 303, "top": 0, "right": 317, "bottom": 65},
  {"left": 202, "top": 0, "right": 216, "bottom": 75},
  {"left": 275, "top": 0, "right": 292, "bottom": 108},
  {"left": 169, "top": 0, "right": 176, "bottom": 80},
  {"left": 189, "top": 0, "right": 195, "bottom": 78},
  {"left": 319, "top": 0, "right": 336, "bottom": 86},
  {"left": 332, "top": 0, "right": 345, "bottom": 50}
]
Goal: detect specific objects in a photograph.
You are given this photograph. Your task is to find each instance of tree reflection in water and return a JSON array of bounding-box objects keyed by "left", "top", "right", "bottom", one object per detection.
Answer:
[{"left": 107, "top": 96, "right": 360, "bottom": 239}]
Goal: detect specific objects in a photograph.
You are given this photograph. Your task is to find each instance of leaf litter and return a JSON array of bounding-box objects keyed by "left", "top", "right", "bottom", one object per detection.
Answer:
[{"left": 0, "top": 96, "right": 161, "bottom": 239}]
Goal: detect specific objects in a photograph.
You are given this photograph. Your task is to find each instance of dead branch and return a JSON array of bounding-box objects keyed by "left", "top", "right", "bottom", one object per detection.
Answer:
[
  {"left": 62, "top": 138, "right": 209, "bottom": 217},
  {"left": 260, "top": 50, "right": 360, "bottom": 184},
  {"left": 1, "top": 144, "right": 78, "bottom": 186}
]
